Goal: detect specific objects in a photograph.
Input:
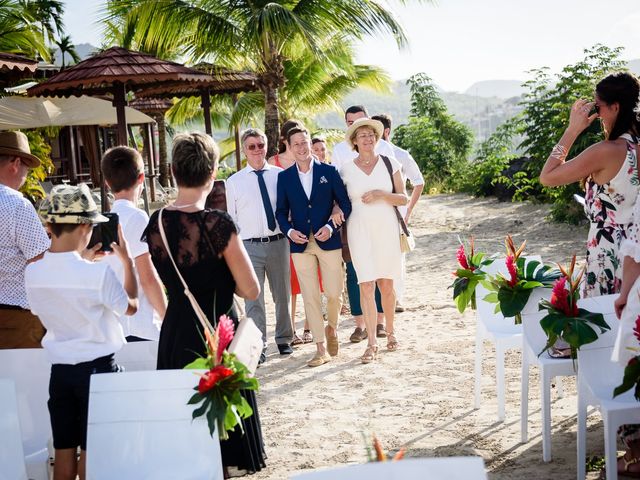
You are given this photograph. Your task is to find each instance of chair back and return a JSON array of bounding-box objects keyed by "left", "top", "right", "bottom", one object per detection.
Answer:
[
  {"left": 476, "top": 256, "right": 541, "bottom": 335},
  {"left": 113, "top": 341, "right": 158, "bottom": 371},
  {"left": 521, "top": 288, "right": 552, "bottom": 355},
  {"left": 576, "top": 294, "right": 619, "bottom": 350},
  {"left": 86, "top": 370, "right": 223, "bottom": 480},
  {"left": 0, "top": 349, "right": 51, "bottom": 457},
  {"left": 0, "top": 379, "right": 28, "bottom": 480},
  {"left": 577, "top": 344, "right": 636, "bottom": 402},
  {"left": 289, "top": 457, "right": 487, "bottom": 480}
]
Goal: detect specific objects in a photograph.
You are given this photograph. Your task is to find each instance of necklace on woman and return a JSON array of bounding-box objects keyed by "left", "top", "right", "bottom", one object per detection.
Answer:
[{"left": 171, "top": 201, "right": 200, "bottom": 209}]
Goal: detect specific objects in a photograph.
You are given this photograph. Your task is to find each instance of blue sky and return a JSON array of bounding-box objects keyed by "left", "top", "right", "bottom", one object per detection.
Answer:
[{"left": 63, "top": 0, "right": 640, "bottom": 92}]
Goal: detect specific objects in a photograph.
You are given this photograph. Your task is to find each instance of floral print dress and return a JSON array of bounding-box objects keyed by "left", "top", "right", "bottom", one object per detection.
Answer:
[{"left": 583, "top": 134, "right": 640, "bottom": 297}]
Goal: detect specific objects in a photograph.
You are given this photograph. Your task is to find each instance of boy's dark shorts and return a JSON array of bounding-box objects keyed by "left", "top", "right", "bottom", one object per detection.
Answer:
[{"left": 48, "top": 354, "right": 121, "bottom": 450}]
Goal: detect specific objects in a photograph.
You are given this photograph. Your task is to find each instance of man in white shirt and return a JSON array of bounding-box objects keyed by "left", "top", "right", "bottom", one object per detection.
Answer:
[
  {"left": 101, "top": 146, "right": 167, "bottom": 341},
  {"left": 226, "top": 128, "right": 293, "bottom": 362},
  {"left": 372, "top": 114, "right": 425, "bottom": 312},
  {"left": 0, "top": 131, "right": 50, "bottom": 348}
]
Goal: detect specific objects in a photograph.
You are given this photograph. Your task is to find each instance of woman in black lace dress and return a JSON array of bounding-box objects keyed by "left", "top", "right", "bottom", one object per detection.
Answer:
[{"left": 143, "top": 132, "right": 265, "bottom": 476}]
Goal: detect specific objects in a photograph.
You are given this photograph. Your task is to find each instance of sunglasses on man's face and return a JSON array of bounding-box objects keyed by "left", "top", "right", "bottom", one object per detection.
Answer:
[{"left": 246, "top": 143, "right": 265, "bottom": 151}]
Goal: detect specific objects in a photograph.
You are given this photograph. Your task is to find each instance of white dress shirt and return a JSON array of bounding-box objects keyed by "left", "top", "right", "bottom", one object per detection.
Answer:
[
  {"left": 331, "top": 138, "right": 397, "bottom": 171},
  {"left": 226, "top": 162, "right": 283, "bottom": 239},
  {"left": 0, "top": 183, "right": 50, "bottom": 308},
  {"left": 103, "top": 199, "right": 161, "bottom": 340},
  {"left": 25, "top": 251, "right": 129, "bottom": 364},
  {"left": 287, "top": 159, "right": 332, "bottom": 239}
]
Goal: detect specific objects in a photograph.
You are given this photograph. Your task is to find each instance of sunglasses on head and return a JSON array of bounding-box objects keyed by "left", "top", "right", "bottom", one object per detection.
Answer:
[{"left": 246, "top": 143, "right": 265, "bottom": 151}]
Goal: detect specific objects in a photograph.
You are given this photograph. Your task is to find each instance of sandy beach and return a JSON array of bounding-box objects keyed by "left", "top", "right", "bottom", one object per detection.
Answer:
[{"left": 251, "top": 193, "right": 612, "bottom": 480}]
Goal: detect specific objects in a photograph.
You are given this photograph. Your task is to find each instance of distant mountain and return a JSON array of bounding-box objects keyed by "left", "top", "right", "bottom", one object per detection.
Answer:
[
  {"left": 464, "top": 80, "right": 525, "bottom": 99},
  {"left": 53, "top": 43, "right": 97, "bottom": 66}
]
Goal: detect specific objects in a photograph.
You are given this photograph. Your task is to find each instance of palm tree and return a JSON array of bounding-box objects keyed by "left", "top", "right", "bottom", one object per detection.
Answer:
[
  {"left": 103, "top": 0, "right": 422, "bottom": 156},
  {"left": 21, "top": 0, "right": 65, "bottom": 45},
  {"left": 55, "top": 34, "right": 80, "bottom": 69},
  {"left": 0, "top": 0, "right": 49, "bottom": 61}
]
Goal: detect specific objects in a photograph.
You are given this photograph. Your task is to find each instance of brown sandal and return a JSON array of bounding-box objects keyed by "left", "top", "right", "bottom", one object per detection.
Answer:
[
  {"left": 302, "top": 330, "right": 313, "bottom": 344},
  {"left": 618, "top": 452, "right": 640, "bottom": 478},
  {"left": 291, "top": 333, "right": 304, "bottom": 346},
  {"left": 387, "top": 332, "right": 399, "bottom": 351},
  {"left": 361, "top": 345, "right": 378, "bottom": 364}
]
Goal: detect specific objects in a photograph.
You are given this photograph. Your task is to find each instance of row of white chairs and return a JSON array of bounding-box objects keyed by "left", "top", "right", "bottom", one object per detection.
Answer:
[{"left": 474, "top": 257, "right": 640, "bottom": 479}]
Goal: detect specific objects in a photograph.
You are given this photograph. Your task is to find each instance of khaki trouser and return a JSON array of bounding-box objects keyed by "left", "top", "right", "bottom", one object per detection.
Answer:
[
  {"left": 0, "top": 307, "right": 45, "bottom": 349},
  {"left": 292, "top": 236, "right": 343, "bottom": 344}
]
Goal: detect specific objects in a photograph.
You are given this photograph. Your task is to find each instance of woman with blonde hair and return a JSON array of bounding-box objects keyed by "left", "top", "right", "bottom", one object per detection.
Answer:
[{"left": 339, "top": 118, "right": 408, "bottom": 363}]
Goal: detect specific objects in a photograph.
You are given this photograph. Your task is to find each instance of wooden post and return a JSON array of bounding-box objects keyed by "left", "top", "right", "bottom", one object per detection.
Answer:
[
  {"left": 112, "top": 82, "right": 128, "bottom": 146},
  {"left": 233, "top": 94, "right": 241, "bottom": 171},
  {"left": 146, "top": 122, "right": 156, "bottom": 202},
  {"left": 67, "top": 126, "right": 78, "bottom": 184},
  {"left": 201, "top": 88, "right": 212, "bottom": 136}
]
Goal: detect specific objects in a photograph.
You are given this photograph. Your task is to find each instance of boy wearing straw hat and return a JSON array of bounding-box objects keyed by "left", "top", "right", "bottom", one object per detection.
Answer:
[
  {"left": 25, "top": 183, "right": 138, "bottom": 480},
  {"left": 0, "top": 131, "right": 50, "bottom": 348}
]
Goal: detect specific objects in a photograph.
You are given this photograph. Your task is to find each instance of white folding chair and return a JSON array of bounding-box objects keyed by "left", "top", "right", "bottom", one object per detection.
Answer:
[
  {"left": 474, "top": 256, "right": 540, "bottom": 421},
  {"left": 575, "top": 294, "right": 640, "bottom": 480},
  {"left": 0, "top": 378, "right": 28, "bottom": 480},
  {"left": 114, "top": 340, "right": 158, "bottom": 371},
  {"left": 0, "top": 349, "right": 51, "bottom": 480},
  {"left": 86, "top": 370, "right": 224, "bottom": 480},
  {"left": 289, "top": 457, "right": 487, "bottom": 480},
  {"left": 520, "top": 288, "right": 575, "bottom": 462}
]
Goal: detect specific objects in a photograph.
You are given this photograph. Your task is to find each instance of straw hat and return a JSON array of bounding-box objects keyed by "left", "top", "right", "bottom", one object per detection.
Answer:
[
  {"left": 345, "top": 118, "right": 384, "bottom": 150},
  {"left": 0, "top": 131, "right": 40, "bottom": 167},
  {"left": 41, "top": 184, "right": 109, "bottom": 224}
]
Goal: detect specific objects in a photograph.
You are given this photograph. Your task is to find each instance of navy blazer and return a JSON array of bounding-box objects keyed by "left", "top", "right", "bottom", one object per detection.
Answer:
[{"left": 276, "top": 160, "right": 352, "bottom": 254}]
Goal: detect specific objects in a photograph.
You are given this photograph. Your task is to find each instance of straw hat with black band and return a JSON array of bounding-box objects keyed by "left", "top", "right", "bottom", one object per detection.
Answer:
[
  {"left": 345, "top": 117, "right": 384, "bottom": 151},
  {"left": 0, "top": 131, "right": 40, "bottom": 167}
]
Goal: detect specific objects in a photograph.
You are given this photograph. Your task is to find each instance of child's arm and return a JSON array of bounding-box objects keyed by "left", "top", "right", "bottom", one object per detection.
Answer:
[
  {"left": 135, "top": 252, "right": 167, "bottom": 318},
  {"left": 112, "top": 225, "right": 138, "bottom": 316}
]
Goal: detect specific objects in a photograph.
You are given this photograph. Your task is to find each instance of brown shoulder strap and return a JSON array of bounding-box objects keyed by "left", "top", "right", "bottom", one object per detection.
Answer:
[{"left": 379, "top": 155, "right": 409, "bottom": 236}]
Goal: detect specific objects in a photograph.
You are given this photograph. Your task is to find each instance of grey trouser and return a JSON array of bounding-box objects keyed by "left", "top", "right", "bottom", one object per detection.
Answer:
[{"left": 243, "top": 237, "right": 293, "bottom": 347}]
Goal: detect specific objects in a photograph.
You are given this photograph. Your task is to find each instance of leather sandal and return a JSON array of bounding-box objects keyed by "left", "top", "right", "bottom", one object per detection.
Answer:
[
  {"left": 291, "top": 333, "right": 304, "bottom": 346},
  {"left": 361, "top": 344, "right": 378, "bottom": 364},
  {"left": 387, "top": 332, "right": 399, "bottom": 351},
  {"left": 618, "top": 452, "right": 640, "bottom": 478},
  {"left": 302, "top": 330, "right": 313, "bottom": 343}
]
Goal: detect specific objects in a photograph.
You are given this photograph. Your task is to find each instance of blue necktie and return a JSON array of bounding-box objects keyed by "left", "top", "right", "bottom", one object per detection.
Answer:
[{"left": 253, "top": 170, "right": 276, "bottom": 231}]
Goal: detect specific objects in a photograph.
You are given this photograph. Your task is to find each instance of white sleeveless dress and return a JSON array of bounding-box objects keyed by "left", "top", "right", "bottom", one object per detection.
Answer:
[{"left": 340, "top": 156, "right": 403, "bottom": 283}]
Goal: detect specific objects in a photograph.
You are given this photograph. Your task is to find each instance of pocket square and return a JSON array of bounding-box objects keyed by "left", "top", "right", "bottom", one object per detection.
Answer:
[{"left": 319, "top": 176, "right": 328, "bottom": 184}]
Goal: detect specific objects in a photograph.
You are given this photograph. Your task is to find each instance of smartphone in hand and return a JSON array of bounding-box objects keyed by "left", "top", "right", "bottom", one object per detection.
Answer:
[{"left": 88, "top": 212, "right": 119, "bottom": 252}]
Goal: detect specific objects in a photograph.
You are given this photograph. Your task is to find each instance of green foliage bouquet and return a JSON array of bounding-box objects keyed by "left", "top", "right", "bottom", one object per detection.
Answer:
[
  {"left": 451, "top": 237, "right": 493, "bottom": 313},
  {"left": 614, "top": 316, "right": 640, "bottom": 401},
  {"left": 483, "top": 235, "right": 561, "bottom": 324},
  {"left": 538, "top": 255, "right": 610, "bottom": 363},
  {"left": 184, "top": 315, "right": 258, "bottom": 440}
]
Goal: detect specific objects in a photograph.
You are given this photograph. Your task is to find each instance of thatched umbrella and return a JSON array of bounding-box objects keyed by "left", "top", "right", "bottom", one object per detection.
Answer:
[
  {"left": 26, "top": 47, "right": 216, "bottom": 146},
  {"left": 136, "top": 64, "right": 258, "bottom": 171}
]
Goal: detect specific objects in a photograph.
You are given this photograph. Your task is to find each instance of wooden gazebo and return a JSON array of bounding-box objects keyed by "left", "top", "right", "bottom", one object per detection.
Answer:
[{"left": 0, "top": 53, "right": 37, "bottom": 88}]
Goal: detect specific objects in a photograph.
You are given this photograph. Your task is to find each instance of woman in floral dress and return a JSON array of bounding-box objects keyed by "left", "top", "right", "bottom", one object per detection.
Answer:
[{"left": 541, "top": 71, "right": 640, "bottom": 477}]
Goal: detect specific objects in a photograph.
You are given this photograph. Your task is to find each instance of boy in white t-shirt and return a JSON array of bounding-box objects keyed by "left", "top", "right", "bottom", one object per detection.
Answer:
[
  {"left": 101, "top": 146, "right": 167, "bottom": 341},
  {"left": 25, "top": 183, "right": 138, "bottom": 480}
]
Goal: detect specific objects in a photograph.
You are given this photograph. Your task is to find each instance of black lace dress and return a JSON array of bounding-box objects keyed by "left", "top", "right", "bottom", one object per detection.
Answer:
[{"left": 143, "top": 209, "right": 266, "bottom": 475}]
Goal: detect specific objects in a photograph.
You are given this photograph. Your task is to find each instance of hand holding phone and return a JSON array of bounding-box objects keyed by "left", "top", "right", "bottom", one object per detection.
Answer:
[{"left": 88, "top": 212, "right": 119, "bottom": 252}]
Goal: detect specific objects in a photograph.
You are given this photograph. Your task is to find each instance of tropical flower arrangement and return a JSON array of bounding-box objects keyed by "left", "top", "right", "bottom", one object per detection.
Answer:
[
  {"left": 482, "top": 235, "right": 561, "bottom": 324},
  {"left": 538, "top": 255, "right": 610, "bottom": 363},
  {"left": 451, "top": 237, "right": 493, "bottom": 313},
  {"left": 184, "top": 315, "right": 259, "bottom": 440},
  {"left": 363, "top": 433, "right": 406, "bottom": 462},
  {"left": 614, "top": 315, "right": 640, "bottom": 401}
]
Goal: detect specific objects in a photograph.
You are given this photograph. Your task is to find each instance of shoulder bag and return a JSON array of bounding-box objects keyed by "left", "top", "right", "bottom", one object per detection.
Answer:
[{"left": 380, "top": 156, "right": 416, "bottom": 253}]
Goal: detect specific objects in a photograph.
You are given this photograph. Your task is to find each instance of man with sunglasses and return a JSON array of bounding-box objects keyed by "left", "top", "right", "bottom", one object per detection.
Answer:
[
  {"left": 0, "top": 131, "right": 50, "bottom": 348},
  {"left": 226, "top": 128, "right": 294, "bottom": 364}
]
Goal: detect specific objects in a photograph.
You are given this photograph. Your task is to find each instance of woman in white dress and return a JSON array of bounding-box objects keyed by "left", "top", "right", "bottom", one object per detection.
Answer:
[{"left": 340, "top": 118, "right": 408, "bottom": 363}]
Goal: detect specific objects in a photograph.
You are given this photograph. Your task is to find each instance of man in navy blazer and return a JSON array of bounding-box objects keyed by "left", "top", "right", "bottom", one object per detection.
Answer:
[{"left": 276, "top": 126, "right": 352, "bottom": 367}]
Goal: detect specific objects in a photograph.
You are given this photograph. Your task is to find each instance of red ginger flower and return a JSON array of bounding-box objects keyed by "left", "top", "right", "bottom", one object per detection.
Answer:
[
  {"left": 198, "top": 365, "right": 234, "bottom": 394},
  {"left": 216, "top": 315, "right": 235, "bottom": 364},
  {"left": 634, "top": 315, "right": 640, "bottom": 344},
  {"left": 506, "top": 255, "right": 518, "bottom": 287},
  {"left": 457, "top": 244, "right": 469, "bottom": 270},
  {"left": 551, "top": 277, "right": 572, "bottom": 316}
]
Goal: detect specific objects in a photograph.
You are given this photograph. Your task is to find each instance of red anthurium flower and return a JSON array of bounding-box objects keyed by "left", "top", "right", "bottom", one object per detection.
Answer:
[
  {"left": 457, "top": 244, "right": 469, "bottom": 270},
  {"left": 506, "top": 255, "right": 518, "bottom": 287},
  {"left": 634, "top": 315, "right": 640, "bottom": 344},
  {"left": 551, "top": 277, "right": 572, "bottom": 316},
  {"left": 216, "top": 315, "right": 235, "bottom": 364},
  {"left": 198, "top": 365, "right": 234, "bottom": 394}
]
